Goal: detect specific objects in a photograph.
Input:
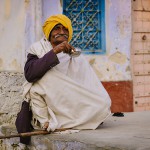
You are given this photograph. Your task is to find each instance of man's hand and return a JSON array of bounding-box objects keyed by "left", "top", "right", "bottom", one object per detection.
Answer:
[
  {"left": 53, "top": 41, "right": 75, "bottom": 54},
  {"left": 43, "top": 122, "right": 49, "bottom": 130}
]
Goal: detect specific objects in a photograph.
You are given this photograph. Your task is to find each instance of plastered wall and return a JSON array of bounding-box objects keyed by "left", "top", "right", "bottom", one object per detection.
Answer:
[
  {"left": 42, "top": 0, "right": 132, "bottom": 81},
  {"left": 0, "top": 0, "right": 43, "bottom": 72},
  {"left": 0, "top": 0, "right": 132, "bottom": 81},
  {"left": 0, "top": 0, "right": 26, "bottom": 72},
  {"left": 86, "top": 0, "right": 132, "bottom": 81}
]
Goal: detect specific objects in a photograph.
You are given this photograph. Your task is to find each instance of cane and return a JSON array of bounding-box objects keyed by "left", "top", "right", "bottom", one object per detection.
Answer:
[{"left": 0, "top": 128, "right": 69, "bottom": 139}]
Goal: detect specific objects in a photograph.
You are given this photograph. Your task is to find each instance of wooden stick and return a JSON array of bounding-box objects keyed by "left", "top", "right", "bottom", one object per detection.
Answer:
[{"left": 0, "top": 128, "right": 70, "bottom": 139}]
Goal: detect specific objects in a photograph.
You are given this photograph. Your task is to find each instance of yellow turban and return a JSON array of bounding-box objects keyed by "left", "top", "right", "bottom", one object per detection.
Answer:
[{"left": 43, "top": 14, "right": 73, "bottom": 42}]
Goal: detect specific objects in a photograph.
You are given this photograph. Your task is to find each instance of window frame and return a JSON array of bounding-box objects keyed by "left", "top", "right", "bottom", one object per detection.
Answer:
[{"left": 63, "top": 0, "right": 106, "bottom": 55}]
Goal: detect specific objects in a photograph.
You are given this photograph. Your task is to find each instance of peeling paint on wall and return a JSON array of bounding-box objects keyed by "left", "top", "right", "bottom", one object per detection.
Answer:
[
  {"left": 116, "top": 17, "right": 130, "bottom": 37},
  {"left": 85, "top": 0, "right": 132, "bottom": 81},
  {"left": 86, "top": 54, "right": 131, "bottom": 81},
  {"left": 10, "top": 59, "right": 21, "bottom": 70},
  {"left": 109, "top": 51, "right": 127, "bottom": 64},
  {"left": 126, "top": 65, "right": 130, "bottom": 72},
  {"left": 5, "top": 0, "right": 11, "bottom": 19},
  {"left": 0, "top": 1, "right": 26, "bottom": 72},
  {"left": 89, "top": 58, "right": 96, "bottom": 65}
]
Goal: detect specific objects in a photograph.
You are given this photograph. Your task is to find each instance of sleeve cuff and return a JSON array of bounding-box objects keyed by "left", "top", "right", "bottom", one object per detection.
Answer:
[{"left": 45, "top": 50, "right": 60, "bottom": 68}]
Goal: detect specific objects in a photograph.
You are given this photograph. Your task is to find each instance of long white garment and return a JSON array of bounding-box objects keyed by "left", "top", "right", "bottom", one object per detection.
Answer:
[{"left": 23, "top": 38, "right": 111, "bottom": 131}]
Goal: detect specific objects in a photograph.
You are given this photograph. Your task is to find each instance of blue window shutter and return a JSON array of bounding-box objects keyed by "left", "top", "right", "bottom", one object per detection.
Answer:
[{"left": 63, "top": 0, "right": 106, "bottom": 54}]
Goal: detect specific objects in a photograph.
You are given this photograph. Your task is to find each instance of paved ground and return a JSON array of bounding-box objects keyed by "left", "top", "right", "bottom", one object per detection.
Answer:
[{"left": 1, "top": 111, "right": 150, "bottom": 150}]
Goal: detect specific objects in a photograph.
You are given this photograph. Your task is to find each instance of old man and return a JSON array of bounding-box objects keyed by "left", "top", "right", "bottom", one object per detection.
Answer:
[{"left": 23, "top": 14, "right": 111, "bottom": 132}]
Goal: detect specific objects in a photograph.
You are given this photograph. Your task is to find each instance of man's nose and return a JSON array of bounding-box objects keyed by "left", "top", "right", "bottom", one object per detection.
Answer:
[{"left": 60, "top": 28, "right": 65, "bottom": 34}]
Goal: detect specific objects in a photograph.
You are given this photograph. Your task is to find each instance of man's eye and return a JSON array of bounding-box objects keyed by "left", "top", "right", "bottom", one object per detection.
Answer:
[
  {"left": 55, "top": 27, "right": 59, "bottom": 30},
  {"left": 54, "top": 26, "right": 60, "bottom": 30},
  {"left": 64, "top": 28, "right": 68, "bottom": 32}
]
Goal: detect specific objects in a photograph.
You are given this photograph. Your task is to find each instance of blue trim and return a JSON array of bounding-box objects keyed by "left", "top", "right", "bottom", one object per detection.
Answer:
[
  {"left": 63, "top": 0, "right": 106, "bottom": 55},
  {"left": 101, "top": 0, "right": 106, "bottom": 54}
]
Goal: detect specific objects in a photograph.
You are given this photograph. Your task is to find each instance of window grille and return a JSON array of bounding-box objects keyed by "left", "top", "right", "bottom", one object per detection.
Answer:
[{"left": 63, "top": 0, "right": 106, "bottom": 54}]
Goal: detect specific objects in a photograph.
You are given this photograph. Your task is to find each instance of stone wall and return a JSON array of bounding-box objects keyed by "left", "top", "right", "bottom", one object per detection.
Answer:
[{"left": 0, "top": 71, "right": 25, "bottom": 126}]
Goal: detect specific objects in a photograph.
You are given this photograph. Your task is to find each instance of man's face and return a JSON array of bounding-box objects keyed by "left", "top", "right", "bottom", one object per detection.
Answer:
[{"left": 49, "top": 23, "right": 69, "bottom": 47}]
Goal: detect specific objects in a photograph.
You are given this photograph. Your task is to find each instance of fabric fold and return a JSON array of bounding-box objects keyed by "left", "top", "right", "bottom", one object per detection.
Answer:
[{"left": 23, "top": 38, "right": 111, "bottom": 131}]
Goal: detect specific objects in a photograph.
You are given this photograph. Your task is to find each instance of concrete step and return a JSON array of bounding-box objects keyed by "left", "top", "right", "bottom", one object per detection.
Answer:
[{"left": 0, "top": 111, "right": 150, "bottom": 150}]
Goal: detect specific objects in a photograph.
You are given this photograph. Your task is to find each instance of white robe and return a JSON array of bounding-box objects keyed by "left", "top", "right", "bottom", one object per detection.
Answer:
[{"left": 23, "top": 38, "right": 111, "bottom": 131}]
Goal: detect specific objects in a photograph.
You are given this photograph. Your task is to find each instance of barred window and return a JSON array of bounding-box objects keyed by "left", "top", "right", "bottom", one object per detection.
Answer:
[{"left": 63, "top": 0, "right": 106, "bottom": 54}]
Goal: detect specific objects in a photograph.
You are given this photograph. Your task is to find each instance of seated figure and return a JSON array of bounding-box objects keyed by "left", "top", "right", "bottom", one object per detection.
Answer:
[{"left": 23, "top": 14, "right": 111, "bottom": 132}]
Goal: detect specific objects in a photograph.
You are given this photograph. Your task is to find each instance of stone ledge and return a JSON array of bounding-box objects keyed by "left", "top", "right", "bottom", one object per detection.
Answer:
[
  {"left": 0, "top": 71, "right": 25, "bottom": 125},
  {"left": 0, "top": 111, "right": 150, "bottom": 150}
]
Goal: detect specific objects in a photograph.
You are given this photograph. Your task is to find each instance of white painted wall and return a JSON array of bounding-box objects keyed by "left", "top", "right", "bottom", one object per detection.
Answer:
[
  {"left": 0, "top": 0, "right": 43, "bottom": 72},
  {"left": 85, "top": 0, "right": 132, "bottom": 81},
  {"left": 0, "top": 0, "right": 26, "bottom": 72},
  {"left": 42, "top": 0, "right": 62, "bottom": 24},
  {"left": 0, "top": 0, "right": 132, "bottom": 81}
]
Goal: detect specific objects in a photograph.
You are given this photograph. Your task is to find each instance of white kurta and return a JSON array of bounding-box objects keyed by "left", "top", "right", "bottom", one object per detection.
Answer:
[{"left": 23, "top": 38, "right": 111, "bottom": 131}]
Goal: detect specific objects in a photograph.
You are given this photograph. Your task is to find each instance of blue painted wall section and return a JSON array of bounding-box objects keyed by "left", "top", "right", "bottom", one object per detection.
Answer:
[{"left": 63, "top": 0, "right": 106, "bottom": 54}]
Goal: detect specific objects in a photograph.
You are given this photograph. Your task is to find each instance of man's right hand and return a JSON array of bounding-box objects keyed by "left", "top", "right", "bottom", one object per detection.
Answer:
[
  {"left": 43, "top": 122, "right": 49, "bottom": 130},
  {"left": 53, "top": 41, "right": 75, "bottom": 54}
]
